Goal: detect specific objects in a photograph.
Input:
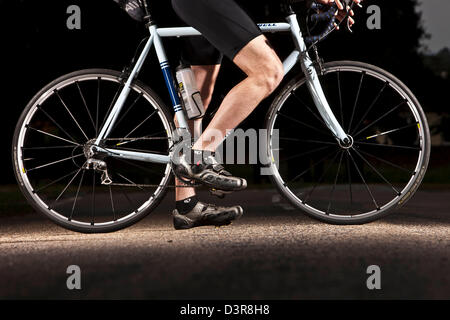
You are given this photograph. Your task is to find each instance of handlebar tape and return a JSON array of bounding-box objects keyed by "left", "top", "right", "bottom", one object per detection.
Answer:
[{"left": 304, "top": 3, "right": 338, "bottom": 45}]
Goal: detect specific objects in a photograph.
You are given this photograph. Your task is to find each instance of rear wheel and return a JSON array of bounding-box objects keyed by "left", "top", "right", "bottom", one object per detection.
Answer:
[
  {"left": 13, "top": 69, "right": 174, "bottom": 233},
  {"left": 265, "top": 61, "right": 430, "bottom": 224}
]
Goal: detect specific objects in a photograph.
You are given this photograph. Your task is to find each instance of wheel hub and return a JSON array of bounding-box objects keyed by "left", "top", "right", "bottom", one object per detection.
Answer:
[{"left": 339, "top": 135, "right": 354, "bottom": 149}]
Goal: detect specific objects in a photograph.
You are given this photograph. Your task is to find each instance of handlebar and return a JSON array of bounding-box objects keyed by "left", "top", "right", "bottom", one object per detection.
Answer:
[
  {"left": 310, "top": 2, "right": 337, "bottom": 23},
  {"left": 304, "top": 1, "right": 358, "bottom": 46},
  {"left": 304, "top": 3, "right": 338, "bottom": 45}
]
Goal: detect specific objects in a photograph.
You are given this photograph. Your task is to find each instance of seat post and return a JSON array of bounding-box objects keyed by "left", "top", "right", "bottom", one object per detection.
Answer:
[
  {"left": 281, "top": 4, "right": 295, "bottom": 16},
  {"left": 140, "top": 0, "right": 155, "bottom": 26}
]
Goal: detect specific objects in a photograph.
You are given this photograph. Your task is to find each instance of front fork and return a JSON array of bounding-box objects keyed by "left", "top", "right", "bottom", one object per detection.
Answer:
[{"left": 286, "top": 14, "right": 350, "bottom": 145}]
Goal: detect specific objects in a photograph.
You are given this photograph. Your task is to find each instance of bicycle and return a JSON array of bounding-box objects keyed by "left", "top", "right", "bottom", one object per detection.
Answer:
[{"left": 12, "top": 1, "right": 430, "bottom": 233}]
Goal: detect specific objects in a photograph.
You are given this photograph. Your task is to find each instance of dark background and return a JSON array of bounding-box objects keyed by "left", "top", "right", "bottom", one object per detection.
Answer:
[{"left": 0, "top": 0, "right": 449, "bottom": 185}]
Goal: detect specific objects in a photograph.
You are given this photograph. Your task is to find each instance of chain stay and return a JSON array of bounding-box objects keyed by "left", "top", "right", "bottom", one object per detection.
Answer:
[{"left": 106, "top": 182, "right": 202, "bottom": 188}]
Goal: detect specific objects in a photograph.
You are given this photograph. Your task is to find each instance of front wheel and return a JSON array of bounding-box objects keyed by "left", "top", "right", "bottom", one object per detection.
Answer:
[
  {"left": 13, "top": 69, "right": 175, "bottom": 233},
  {"left": 265, "top": 61, "right": 430, "bottom": 224}
]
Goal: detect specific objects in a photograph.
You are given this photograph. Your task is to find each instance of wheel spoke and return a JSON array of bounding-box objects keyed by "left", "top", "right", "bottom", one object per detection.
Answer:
[
  {"left": 114, "top": 92, "right": 143, "bottom": 130},
  {"left": 347, "top": 150, "right": 379, "bottom": 210},
  {"left": 23, "top": 145, "right": 77, "bottom": 151},
  {"left": 277, "top": 111, "right": 334, "bottom": 138},
  {"left": 117, "top": 173, "right": 145, "bottom": 191},
  {"left": 109, "top": 186, "right": 116, "bottom": 221},
  {"left": 352, "top": 147, "right": 400, "bottom": 195},
  {"left": 33, "top": 168, "right": 81, "bottom": 193},
  {"left": 353, "top": 100, "right": 407, "bottom": 138},
  {"left": 337, "top": 71, "right": 344, "bottom": 126},
  {"left": 37, "top": 105, "right": 79, "bottom": 145},
  {"left": 291, "top": 90, "right": 329, "bottom": 130},
  {"left": 52, "top": 168, "right": 83, "bottom": 206},
  {"left": 326, "top": 151, "right": 344, "bottom": 214},
  {"left": 91, "top": 172, "right": 96, "bottom": 225},
  {"left": 303, "top": 151, "right": 342, "bottom": 204},
  {"left": 345, "top": 151, "right": 353, "bottom": 208},
  {"left": 114, "top": 131, "right": 168, "bottom": 147},
  {"left": 121, "top": 188, "right": 134, "bottom": 206},
  {"left": 70, "top": 169, "right": 85, "bottom": 221},
  {"left": 347, "top": 72, "right": 365, "bottom": 132},
  {"left": 288, "top": 148, "right": 340, "bottom": 184},
  {"left": 100, "top": 82, "right": 125, "bottom": 131},
  {"left": 27, "top": 153, "right": 84, "bottom": 172},
  {"left": 55, "top": 90, "right": 89, "bottom": 141},
  {"left": 123, "top": 110, "right": 157, "bottom": 139},
  {"left": 355, "top": 142, "right": 421, "bottom": 151},
  {"left": 281, "top": 145, "right": 332, "bottom": 163},
  {"left": 357, "top": 149, "right": 413, "bottom": 174},
  {"left": 26, "top": 126, "right": 81, "bottom": 147},
  {"left": 76, "top": 81, "right": 96, "bottom": 133},
  {"left": 96, "top": 78, "right": 100, "bottom": 136},
  {"left": 279, "top": 137, "right": 337, "bottom": 146},
  {"left": 358, "top": 122, "right": 418, "bottom": 141},
  {"left": 351, "top": 81, "right": 388, "bottom": 135}
]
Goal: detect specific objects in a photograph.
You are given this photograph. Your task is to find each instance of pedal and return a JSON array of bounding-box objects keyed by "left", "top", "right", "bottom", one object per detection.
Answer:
[{"left": 210, "top": 188, "right": 232, "bottom": 199}]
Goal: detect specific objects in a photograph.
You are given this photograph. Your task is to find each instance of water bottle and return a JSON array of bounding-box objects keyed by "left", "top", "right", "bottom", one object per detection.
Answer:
[{"left": 175, "top": 64, "right": 205, "bottom": 119}]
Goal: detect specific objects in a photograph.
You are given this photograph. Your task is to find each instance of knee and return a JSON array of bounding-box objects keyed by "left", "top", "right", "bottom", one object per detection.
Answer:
[{"left": 255, "top": 60, "right": 284, "bottom": 95}]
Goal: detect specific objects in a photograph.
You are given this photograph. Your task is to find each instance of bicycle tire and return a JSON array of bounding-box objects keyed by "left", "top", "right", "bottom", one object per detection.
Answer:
[
  {"left": 13, "top": 69, "right": 175, "bottom": 233},
  {"left": 264, "top": 61, "right": 431, "bottom": 224}
]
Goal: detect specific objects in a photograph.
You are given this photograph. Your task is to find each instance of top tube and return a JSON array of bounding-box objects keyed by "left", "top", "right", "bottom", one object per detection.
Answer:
[{"left": 156, "top": 23, "right": 291, "bottom": 38}]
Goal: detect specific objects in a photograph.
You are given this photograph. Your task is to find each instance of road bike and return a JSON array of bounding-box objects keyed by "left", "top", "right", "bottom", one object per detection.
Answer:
[{"left": 12, "top": 1, "right": 430, "bottom": 233}]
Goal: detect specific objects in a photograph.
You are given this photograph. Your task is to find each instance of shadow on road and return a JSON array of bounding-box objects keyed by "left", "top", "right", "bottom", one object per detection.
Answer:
[{"left": 0, "top": 188, "right": 449, "bottom": 299}]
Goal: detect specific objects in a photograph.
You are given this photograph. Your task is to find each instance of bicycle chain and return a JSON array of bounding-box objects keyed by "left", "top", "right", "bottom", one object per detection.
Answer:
[
  {"left": 106, "top": 182, "right": 201, "bottom": 188},
  {"left": 101, "top": 137, "right": 171, "bottom": 141}
]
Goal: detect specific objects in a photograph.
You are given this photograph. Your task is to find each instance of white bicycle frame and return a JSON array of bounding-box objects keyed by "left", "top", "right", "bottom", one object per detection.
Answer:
[{"left": 94, "top": 12, "right": 348, "bottom": 164}]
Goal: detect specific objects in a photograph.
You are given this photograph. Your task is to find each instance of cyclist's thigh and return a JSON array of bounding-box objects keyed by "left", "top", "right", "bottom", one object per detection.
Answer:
[{"left": 172, "top": 0, "right": 262, "bottom": 61}]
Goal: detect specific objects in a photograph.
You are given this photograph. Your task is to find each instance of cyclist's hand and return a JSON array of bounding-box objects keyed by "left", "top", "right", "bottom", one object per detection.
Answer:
[{"left": 315, "top": 0, "right": 363, "bottom": 28}]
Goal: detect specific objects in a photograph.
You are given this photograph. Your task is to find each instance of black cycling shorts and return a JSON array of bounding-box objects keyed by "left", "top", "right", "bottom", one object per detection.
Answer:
[
  {"left": 172, "top": 0, "right": 262, "bottom": 65},
  {"left": 180, "top": 37, "right": 224, "bottom": 66}
]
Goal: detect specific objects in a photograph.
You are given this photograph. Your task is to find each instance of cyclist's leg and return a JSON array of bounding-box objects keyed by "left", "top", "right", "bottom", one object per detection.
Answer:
[
  {"left": 172, "top": 38, "right": 244, "bottom": 228},
  {"left": 175, "top": 64, "right": 221, "bottom": 202},
  {"left": 175, "top": 36, "right": 223, "bottom": 201},
  {"left": 171, "top": 0, "right": 284, "bottom": 153},
  {"left": 193, "top": 35, "right": 284, "bottom": 152}
]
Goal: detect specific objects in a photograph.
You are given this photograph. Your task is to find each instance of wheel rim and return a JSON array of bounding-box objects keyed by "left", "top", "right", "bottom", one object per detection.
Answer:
[
  {"left": 267, "top": 64, "right": 428, "bottom": 220},
  {"left": 16, "top": 72, "right": 172, "bottom": 229}
]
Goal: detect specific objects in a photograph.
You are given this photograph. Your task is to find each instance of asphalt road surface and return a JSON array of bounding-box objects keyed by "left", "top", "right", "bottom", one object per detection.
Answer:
[{"left": 0, "top": 188, "right": 449, "bottom": 299}]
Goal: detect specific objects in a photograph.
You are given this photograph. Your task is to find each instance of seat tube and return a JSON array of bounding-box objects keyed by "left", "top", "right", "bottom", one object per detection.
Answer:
[
  {"left": 150, "top": 25, "right": 189, "bottom": 130},
  {"left": 286, "top": 14, "right": 348, "bottom": 142}
]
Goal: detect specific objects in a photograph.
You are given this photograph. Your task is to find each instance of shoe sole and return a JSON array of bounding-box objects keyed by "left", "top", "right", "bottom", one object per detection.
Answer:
[{"left": 173, "top": 206, "right": 243, "bottom": 230}]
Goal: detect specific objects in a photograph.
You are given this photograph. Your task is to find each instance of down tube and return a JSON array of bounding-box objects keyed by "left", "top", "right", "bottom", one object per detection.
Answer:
[{"left": 151, "top": 25, "right": 189, "bottom": 129}]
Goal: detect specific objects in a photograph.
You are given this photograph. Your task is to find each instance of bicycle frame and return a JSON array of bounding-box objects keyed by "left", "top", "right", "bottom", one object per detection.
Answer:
[{"left": 94, "top": 12, "right": 348, "bottom": 165}]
